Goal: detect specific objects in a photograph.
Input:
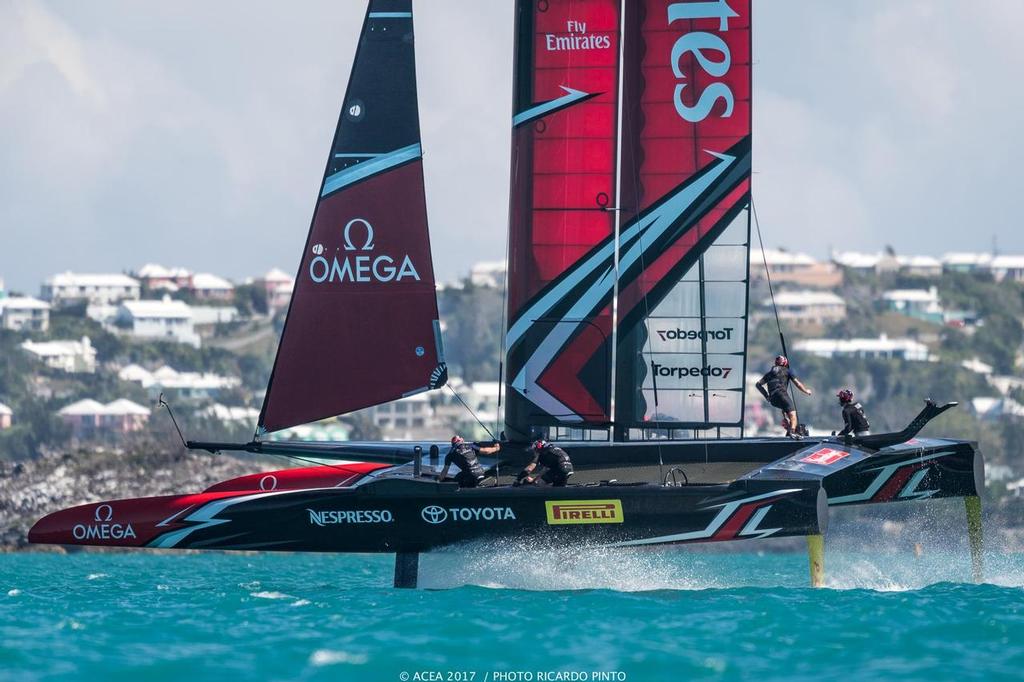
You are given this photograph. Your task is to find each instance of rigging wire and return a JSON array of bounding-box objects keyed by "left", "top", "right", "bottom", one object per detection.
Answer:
[
  {"left": 160, "top": 394, "right": 371, "bottom": 475},
  {"left": 447, "top": 384, "right": 497, "bottom": 442},
  {"left": 751, "top": 198, "right": 800, "bottom": 426}
]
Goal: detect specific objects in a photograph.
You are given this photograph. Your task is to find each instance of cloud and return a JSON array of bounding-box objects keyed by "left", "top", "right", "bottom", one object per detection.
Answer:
[{"left": 0, "top": 1, "right": 1022, "bottom": 293}]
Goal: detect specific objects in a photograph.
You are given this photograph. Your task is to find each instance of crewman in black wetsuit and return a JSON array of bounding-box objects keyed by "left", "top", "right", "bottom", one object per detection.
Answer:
[
  {"left": 755, "top": 355, "right": 813, "bottom": 438},
  {"left": 515, "top": 440, "right": 573, "bottom": 487},
  {"left": 439, "top": 436, "right": 500, "bottom": 488},
  {"left": 837, "top": 389, "right": 871, "bottom": 437}
]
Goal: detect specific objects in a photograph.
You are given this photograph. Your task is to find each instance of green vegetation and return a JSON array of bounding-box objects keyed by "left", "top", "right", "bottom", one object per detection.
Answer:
[{"left": 750, "top": 269, "right": 1024, "bottom": 473}]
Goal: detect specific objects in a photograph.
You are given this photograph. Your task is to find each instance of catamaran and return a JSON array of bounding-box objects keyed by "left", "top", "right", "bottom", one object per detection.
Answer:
[{"left": 29, "top": 0, "right": 984, "bottom": 588}]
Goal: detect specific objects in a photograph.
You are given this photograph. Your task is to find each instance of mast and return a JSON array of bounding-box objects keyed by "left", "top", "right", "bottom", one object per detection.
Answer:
[
  {"left": 258, "top": 0, "right": 446, "bottom": 435},
  {"left": 612, "top": 0, "right": 752, "bottom": 440},
  {"left": 503, "top": 0, "right": 624, "bottom": 440}
]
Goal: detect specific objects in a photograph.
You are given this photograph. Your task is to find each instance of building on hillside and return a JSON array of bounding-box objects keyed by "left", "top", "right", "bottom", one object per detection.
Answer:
[
  {"left": 257, "top": 268, "right": 295, "bottom": 313},
  {"left": 832, "top": 251, "right": 882, "bottom": 273},
  {"left": 988, "top": 374, "right": 1024, "bottom": 397},
  {"left": 41, "top": 272, "right": 140, "bottom": 306},
  {"left": 961, "top": 358, "right": 994, "bottom": 376},
  {"left": 201, "top": 403, "right": 260, "bottom": 423},
  {"left": 942, "top": 253, "right": 993, "bottom": 274},
  {"left": 116, "top": 296, "right": 200, "bottom": 347},
  {"left": 971, "top": 397, "right": 1024, "bottom": 420},
  {"left": 0, "top": 296, "right": 50, "bottom": 332},
  {"left": 751, "top": 249, "right": 842, "bottom": 288},
  {"left": 372, "top": 393, "right": 436, "bottom": 438},
  {"left": 989, "top": 256, "right": 1024, "bottom": 283},
  {"left": 882, "top": 286, "right": 943, "bottom": 323},
  {"left": 770, "top": 290, "right": 846, "bottom": 325},
  {"left": 265, "top": 421, "right": 350, "bottom": 443},
  {"left": 895, "top": 255, "right": 943, "bottom": 278},
  {"left": 58, "top": 398, "right": 151, "bottom": 439},
  {"left": 793, "top": 334, "right": 932, "bottom": 361},
  {"left": 117, "top": 364, "right": 240, "bottom": 401},
  {"left": 469, "top": 261, "right": 507, "bottom": 289},
  {"left": 135, "top": 264, "right": 192, "bottom": 292},
  {"left": 191, "top": 306, "right": 240, "bottom": 326},
  {"left": 0, "top": 402, "right": 11, "bottom": 430},
  {"left": 189, "top": 273, "right": 235, "bottom": 301},
  {"left": 21, "top": 337, "right": 97, "bottom": 373},
  {"left": 85, "top": 303, "right": 119, "bottom": 326}
]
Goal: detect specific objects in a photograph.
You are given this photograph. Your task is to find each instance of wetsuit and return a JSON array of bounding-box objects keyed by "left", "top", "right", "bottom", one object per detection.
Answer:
[
  {"left": 528, "top": 445, "right": 573, "bottom": 486},
  {"left": 839, "top": 402, "right": 871, "bottom": 436},
  {"left": 445, "top": 443, "right": 486, "bottom": 488},
  {"left": 760, "top": 366, "right": 797, "bottom": 412}
]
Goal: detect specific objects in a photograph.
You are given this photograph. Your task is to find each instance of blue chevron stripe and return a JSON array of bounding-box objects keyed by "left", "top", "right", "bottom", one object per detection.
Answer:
[
  {"left": 513, "top": 87, "right": 592, "bottom": 127},
  {"left": 320, "top": 143, "right": 421, "bottom": 197}
]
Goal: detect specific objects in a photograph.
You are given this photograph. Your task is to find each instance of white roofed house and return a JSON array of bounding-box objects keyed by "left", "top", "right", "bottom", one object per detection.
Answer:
[
  {"left": 41, "top": 272, "right": 140, "bottom": 306},
  {"left": 116, "top": 296, "right": 201, "bottom": 347},
  {"left": 372, "top": 392, "right": 446, "bottom": 440},
  {"left": 256, "top": 268, "right": 296, "bottom": 314},
  {"left": 832, "top": 251, "right": 883, "bottom": 273},
  {"left": 0, "top": 296, "right": 50, "bottom": 332},
  {"left": 21, "top": 337, "right": 97, "bottom": 373},
  {"left": 188, "top": 273, "right": 235, "bottom": 302},
  {"left": 58, "top": 398, "right": 151, "bottom": 440},
  {"left": 0, "top": 402, "right": 12, "bottom": 430},
  {"left": 989, "top": 256, "right": 1024, "bottom": 283},
  {"left": 469, "top": 261, "right": 507, "bottom": 289},
  {"left": 895, "top": 255, "right": 943, "bottom": 278},
  {"left": 751, "top": 249, "right": 842, "bottom": 288},
  {"left": 118, "top": 364, "right": 241, "bottom": 401},
  {"left": 135, "top": 264, "right": 192, "bottom": 292},
  {"left": 942, "top": 253, "right": 993, "bottom": 274},
  {"left": 882, "top": 286, "right": 944, "bottom": 324},
  {"left": 793, "top": 334, "right": 932, "bottom": 362},
  {"left": 770, "top": 291, "right": 847, "bottom": 326}
]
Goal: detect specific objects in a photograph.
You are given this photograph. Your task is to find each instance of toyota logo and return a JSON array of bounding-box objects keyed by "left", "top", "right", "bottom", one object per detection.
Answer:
[{"left": 421, "top": 506, "right": 448, "bottom": 524}]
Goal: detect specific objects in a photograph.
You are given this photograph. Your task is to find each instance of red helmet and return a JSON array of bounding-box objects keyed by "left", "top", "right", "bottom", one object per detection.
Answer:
[
  {"left": 775, "top": 355, "right": 789, "bottom": 367},
  {"left": 533, "top": 439, "right": 548, "bottom": 450},
  {"left": 451, "top": 435, "right": 464, "bottom": 446},
  {"left": 837, "top": 389, "right": 854, "bottom": 403}
]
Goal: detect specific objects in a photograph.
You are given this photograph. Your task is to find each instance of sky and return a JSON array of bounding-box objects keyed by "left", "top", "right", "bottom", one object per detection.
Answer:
[{"left": 1, "top": 0, "right": 1022, "bottom": 293}]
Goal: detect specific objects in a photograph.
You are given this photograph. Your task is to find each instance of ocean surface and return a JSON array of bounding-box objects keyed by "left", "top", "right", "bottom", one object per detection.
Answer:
[{"left": 1, "top": 546, "right": 1022, "bottom": 682}]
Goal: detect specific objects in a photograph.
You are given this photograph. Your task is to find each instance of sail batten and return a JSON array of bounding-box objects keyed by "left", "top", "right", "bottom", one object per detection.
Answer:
[{"left": 258, "top": 1, "right": 445, "bottom": 435}]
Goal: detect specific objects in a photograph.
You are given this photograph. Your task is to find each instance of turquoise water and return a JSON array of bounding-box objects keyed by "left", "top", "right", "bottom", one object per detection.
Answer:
[{"left": 1, "top": 548, "right": 1022, "bottom": 682}]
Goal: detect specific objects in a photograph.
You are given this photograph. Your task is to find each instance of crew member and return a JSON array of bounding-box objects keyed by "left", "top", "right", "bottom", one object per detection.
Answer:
[
  {"left": 516, "top": 440, "right": 573, "bottom": 487},
  {"left": 756, "top": 355, "right": 813, "bottom": 438},
  {"left": 837, "top": 389, "right": 871, "bottom": 437},
  {"left": 439, "top": 436, "right": 499, "bottom": 488}
]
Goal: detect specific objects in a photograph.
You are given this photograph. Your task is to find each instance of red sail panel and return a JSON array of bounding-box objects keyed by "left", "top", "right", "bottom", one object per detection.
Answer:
[
  {"left": 504, "top": 0, "right": 621, "bottom": 437},
  {"left": 614, "top": 0, "right": 752, "bottom": 433},
  {"left": 259, "top": 2, "right": 445, "bottom": 434}
]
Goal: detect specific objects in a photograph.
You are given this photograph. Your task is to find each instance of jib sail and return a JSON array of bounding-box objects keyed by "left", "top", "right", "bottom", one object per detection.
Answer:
[
  {"left": 258, "top": 0, "right": 446, "bottom": 434},
  {"left": 504, "top": 0, "right": 623, "bottom": 438},
  {"left": 613, "top": 0, "right": 752, "bottom": 436}
]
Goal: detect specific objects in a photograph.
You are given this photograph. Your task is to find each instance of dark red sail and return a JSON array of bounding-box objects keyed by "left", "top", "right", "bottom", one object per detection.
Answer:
[
  {"left": 614, "top": 0, "right": 752, "bottom": 434},
  {"left": 258, "top": 1, "right": 445, "bottom": 434},
  {"left": 504, "top": 0, "right": 622, "bottom": 438}
]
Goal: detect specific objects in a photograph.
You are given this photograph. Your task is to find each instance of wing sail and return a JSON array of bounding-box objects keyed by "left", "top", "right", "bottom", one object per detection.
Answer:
[{"left": 258, "top": 1, "right": 445, "bottom": 434}]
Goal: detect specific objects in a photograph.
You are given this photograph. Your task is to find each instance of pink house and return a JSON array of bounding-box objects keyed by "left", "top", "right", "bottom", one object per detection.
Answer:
[{"left": 58, "top": 399, "right": 151, "bottom": 439}]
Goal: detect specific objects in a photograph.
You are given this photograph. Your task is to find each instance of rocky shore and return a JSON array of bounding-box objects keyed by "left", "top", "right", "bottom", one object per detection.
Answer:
[{"left": 0, "top": 447, "right": 265, "bottom": 550}]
